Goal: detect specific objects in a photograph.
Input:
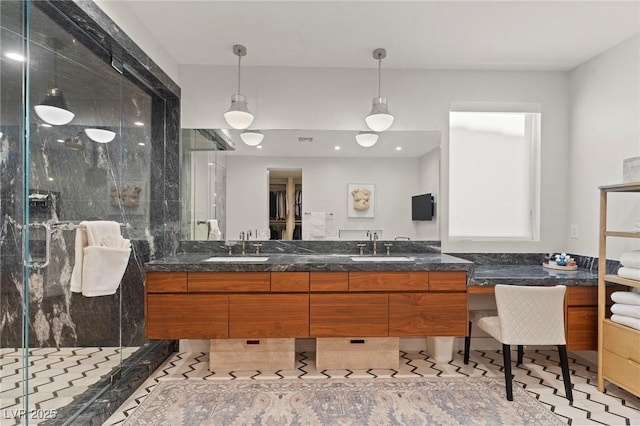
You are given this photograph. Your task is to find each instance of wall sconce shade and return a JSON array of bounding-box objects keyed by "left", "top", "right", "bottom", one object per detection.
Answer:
[
  {"left": 84, "top": 127, "right": 116, "bottom": 143},
  {"left": 365, "top": 48, "right": 394, "bottom": 132},
  {"left": 356, "top": 130, "right": 379, "bottom": 147},
  {"left": 240, "top": 129, "right": 264, "bottom": 146},
  {"left": 224, "top": 45, "right": 254, "bottom": 130},
  {"left": 34, "top": 88, "right": 75, "bottom": 126}
]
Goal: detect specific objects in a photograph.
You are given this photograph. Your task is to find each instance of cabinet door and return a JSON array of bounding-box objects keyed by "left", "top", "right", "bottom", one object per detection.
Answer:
[
  {"left": 348, "top": 272, "right": 428, "bottom": 291},
  {"left": 147, "top": 271, "right": 187, "bottom": 293},
  {"left": 389, "top": 293, "right": 468, "bottom": 336},
  {"left": 310, "top": 272, "right": 348, "bottom": 292},
  {"left": 188, "top": 272, "right": 270, "bottom": 292},
  {"left": 310, "top": 294, "right": 389, "bottom": 337},
  {"left": 147, "top": 294, "right": 228, "bottom": 339},
  {"left": 566, "top": 307, "right": 597, "bottom": 350},
  {"left": 428, "top": 271, "right": 467, "bottom": 291},
  {"left": 271, "top": 272, "right": 309, "bottom": 292},
  {"left": 229, "top": 294, "right": 309, "bottom": 338}
]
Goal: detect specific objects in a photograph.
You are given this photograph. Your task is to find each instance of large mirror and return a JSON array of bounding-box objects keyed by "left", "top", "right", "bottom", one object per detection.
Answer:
[{"left": 181, "top": 129, "right": 441, "bottom": 241}]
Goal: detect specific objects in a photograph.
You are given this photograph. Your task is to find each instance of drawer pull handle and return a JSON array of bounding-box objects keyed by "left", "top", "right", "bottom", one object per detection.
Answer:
[
  {"left": 629, "top": 358, "right": 640, "bottom": 368},
  {"left": 246, "top": 340, "right": 260, "bottom": 345},
  {"left": 350, "top": 339, "right": 366, "bottom": 344}
]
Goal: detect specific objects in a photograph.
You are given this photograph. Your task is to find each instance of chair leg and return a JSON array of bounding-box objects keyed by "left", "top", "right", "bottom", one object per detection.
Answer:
[
  {"left": 517, "top": 345, "right": 524, "bottom": 366},
  {"left": 502, "top": 344, "right": 513, "bottom": 401},
  {"left": 464, "top": 321, "right": 472, "bottom": 365},
  {"left": 557, "top": 345, "right": 573, "bottom": 402}
]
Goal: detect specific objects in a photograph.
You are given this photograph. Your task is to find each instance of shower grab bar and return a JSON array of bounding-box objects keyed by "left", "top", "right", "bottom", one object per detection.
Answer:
[{"left": 48, "top": 221, "right": 128, "bottom": 231}]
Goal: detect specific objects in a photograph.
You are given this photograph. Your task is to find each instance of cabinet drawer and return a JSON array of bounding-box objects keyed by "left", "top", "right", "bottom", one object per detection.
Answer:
[
  {"left": 271, "top": 272, "right": 309, "bottom": 292},
  {"left": 566, "top": 307, "right": 597, "bottom": 350},
  {"left": 349, "top": 272, "right": 428, "bottom": 291},
  {"left": 146, "top": 272, "right": 187, "bottom": 293},
  {"left": 389, "top": 293, "right": 468, "bottom": 336},
  {"left": 310, "top": 272, "right": 348, "bottom": 292},
  {"left": 188, "top": 272, "right": 270, "bottom": 292},
  {"left": 229, "top": 294, "right": 309, "bottom": 338},
  {"left": 147, "top": 294, "right": 228, "bottom": 339},
  {"left": 428, "top": 271, "right": 467, "bottom": 291},
  {"left": 602, "top": 349, "right": 640, "bottom": 396},
  {"left": 603, "top": 319, "right": 640, "bottom": 361},
  {"left": 310, "top": 294, "right": 389, "bottom": 337}
]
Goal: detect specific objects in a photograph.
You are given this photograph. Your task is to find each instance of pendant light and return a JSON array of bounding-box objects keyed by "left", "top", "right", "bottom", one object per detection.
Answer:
[
  {"left": 355, "top": 130, "right": 379, "bottom": 147},
  {"left": 223, "top": 44, "right": 254, "bottom": 130},
  {"left": 240, "top": 129, "right": 264, "bottom": 146},
  {"left": 84, "top": 127, "right": 116, "bottom": 143},
  {"left": 365, "top": 48, "right": 394, "bottom": 132},
  {"left": 34, "top": 38, "right": 75, "bottom": 126}
]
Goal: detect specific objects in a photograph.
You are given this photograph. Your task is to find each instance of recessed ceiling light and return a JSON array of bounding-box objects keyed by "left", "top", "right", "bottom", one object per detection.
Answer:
[
  {"left": 395, "top": 146, "right": 402, "bottom": 151},
  {"left": 207, "top": 162, "right": 214, "bottom": 166},
  {"left": 134, "top": 121, "right": 144, "bottom": 126},
  {"left": 6, "top": 52, "right": 26, "bottom": 62},
  {"left": 137, "top": 142, "right": 145, "bottom": 146},
  {"left": 256, "top": 145, "right": 263, "bottom": 149},
  {"left": 48, "top": 177, "right": 54, "bottom": 181},
  {"left": 56, "top": 139, "right": 64, "bottom": 143},
  {"left": 334, "top": 146, "right": 341, "bottom": 150},
  {"left": 40, "top": 123, "right": 52, "bottom": 128}
]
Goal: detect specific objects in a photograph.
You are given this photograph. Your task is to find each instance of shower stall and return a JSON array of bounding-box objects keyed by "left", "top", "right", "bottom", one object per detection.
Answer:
[{"left": 0, "top": 1, "right": 180, "bottom": 423}]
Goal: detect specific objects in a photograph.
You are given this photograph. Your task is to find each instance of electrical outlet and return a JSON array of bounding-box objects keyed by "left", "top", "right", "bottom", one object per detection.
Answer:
[{"left": 570, "top": 224, "right": 579, "bottom": 239}]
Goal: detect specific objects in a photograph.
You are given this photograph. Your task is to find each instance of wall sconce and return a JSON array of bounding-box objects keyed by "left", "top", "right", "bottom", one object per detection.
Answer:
[
  {"left": 223, "top": 44, "right": 254, "bottom": 130},
  {"left": 365, "top": 48, "right": 394, "bottom": 132}
]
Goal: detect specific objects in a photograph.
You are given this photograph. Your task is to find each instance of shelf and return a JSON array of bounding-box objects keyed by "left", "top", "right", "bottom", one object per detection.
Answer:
[
  {"left": 603, "top": 274, "right": 640, "bottom": 289},
  {"left": 599, "top": 181, "right": 640, "bottom": 192},
  {"left": 605, "top": 231, "right": 640, "bottom": 238}
]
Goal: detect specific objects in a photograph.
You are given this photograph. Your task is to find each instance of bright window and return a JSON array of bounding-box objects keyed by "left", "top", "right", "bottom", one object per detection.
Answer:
[{"left": 449, "top": 108, "right": 541, "bottom": 240}]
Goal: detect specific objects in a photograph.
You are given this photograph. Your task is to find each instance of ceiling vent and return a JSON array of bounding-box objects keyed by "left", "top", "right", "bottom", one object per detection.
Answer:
[{"left": 298, "top": 137, "right": 313, "bottom": 142}]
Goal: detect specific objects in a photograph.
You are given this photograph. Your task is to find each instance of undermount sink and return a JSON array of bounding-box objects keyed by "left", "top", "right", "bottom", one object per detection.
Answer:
[
  {"left": 350, "top": 256, "right": 414, "bottom": 262},
  {"left": 204, "top": 256, "right": 270, "bottom": 262}
]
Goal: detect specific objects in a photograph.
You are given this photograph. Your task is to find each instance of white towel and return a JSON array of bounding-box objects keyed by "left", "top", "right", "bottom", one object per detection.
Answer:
[
  {"left": 620, "top": 251, "right": 640, "bottom": 269},
  {"left": 610, "top": 314, "right": 640, "bottom": 331},
  {"left": 611, "top": 291, "right": 640, "bottom": 305},
  {"left": 206, "top": 219, "right": 222, "bottom": 240},
  {"left": 611, "top": 303, "right": 640, "bottom": 319},
  {"left": 70, "top": 221, "right": 131, "bottom": 297},
  {"left": 309, "top": 212, "right": 326, "bottom": 237},
  {"left": 617, "top": 266, "right": 640, "bottom": 281}
]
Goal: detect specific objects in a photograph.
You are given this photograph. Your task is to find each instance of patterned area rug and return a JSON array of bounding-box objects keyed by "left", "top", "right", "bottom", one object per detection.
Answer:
[{"left": 123, "top": 377, "right": 563, "bottom": 425}]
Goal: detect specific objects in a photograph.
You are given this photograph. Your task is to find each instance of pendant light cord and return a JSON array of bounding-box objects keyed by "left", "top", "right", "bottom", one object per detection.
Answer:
[
  {"left": 237, "top": 54, "right": 242, "bottom": 95},
  {"left": 378, "top": 57, "right": 382, "bottom": 97}
]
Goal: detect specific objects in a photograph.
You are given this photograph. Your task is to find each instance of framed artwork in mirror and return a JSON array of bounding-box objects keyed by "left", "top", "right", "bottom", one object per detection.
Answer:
[{"left": 348, "top": 183, "right": 375, "bottom": 218}]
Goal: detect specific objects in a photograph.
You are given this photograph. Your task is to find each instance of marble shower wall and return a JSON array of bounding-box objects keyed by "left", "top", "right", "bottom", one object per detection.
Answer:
[{"left": 0, "top": 1, "right": 180, "bottom": 348}]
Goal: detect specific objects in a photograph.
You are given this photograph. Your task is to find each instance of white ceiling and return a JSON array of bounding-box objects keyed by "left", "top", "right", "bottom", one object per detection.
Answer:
[{"left": 125, "top": 1, "right": 639, "bottom": 71}]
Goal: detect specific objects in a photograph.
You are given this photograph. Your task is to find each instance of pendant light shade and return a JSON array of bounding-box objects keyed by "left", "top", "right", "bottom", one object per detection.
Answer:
[
  {"left": 240, "top": 129, "right": 264, "bottom": 146},
  {"left": 224, "top": 45, "right": 254, "bottom": 130},
  {"left": 356, "top": 130, "right": 379, "bottom": 147},
  {"left": 84, "top": 127, "right": 116, "bottom": 143},
  {"left": 34, "top": 88, "right": 75, "bottom": 126},
  {"left": 365, "top": 48, "right": 394, "bottom": 132}
]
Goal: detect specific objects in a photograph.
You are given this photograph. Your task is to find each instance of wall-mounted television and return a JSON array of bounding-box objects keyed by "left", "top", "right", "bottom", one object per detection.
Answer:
[{"left": 411, "top": 193, "right": 435, "bottom": 221}]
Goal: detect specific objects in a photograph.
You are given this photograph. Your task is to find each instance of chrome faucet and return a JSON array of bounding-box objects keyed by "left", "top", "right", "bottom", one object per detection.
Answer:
[
  {"left": 367, "top": 231, "right": 379, "bottom": 255},
  {"left": 239, "top": 230, "right": 252, "bottom": 255}
]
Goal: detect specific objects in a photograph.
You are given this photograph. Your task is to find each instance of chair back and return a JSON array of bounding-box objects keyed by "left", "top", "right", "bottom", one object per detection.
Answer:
[{"left": 494, "top": 285, "right": 566, "bottom": 345}]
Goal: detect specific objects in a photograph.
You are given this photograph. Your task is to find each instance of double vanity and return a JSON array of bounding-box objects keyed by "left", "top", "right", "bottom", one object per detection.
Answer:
[{"left": 145, "top": 243, "right": 603, "bottom": 371}]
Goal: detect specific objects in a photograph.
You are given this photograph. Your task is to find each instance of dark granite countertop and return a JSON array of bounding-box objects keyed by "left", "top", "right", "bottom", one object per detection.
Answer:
[
  {"left": 470, "top": 265, "right": 598, "bottom": 286},
  {"left": 145, "top": 252, "right": 474, "bottom": 273}
]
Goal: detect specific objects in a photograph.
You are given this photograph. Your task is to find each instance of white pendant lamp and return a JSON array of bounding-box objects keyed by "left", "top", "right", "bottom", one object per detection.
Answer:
[
  {"left": 365, "top": 48, "right": 394, "bottom": 132},
  {"left": 355, "top": 130, "right": 379, "bottom": 147},
  {"left": 34, "top": 39, "right": 75, "bottom": 126},
  {"left": 240, "top": 129, "right": 264, "bottom": 146},
  {"left": 84, "top": 127, "right": 116, "bottom": 143},
  {"left": 223, "top": 44, "right": 254, "bottom": 130}
]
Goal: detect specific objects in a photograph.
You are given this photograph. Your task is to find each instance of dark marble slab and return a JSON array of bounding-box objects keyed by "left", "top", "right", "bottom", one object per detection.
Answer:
[
  {"left": 146, "top": 252, "right": 472, "bottom": 273},
  {"left": 470, "top": 265, "right": 598, "bottom": 286}
]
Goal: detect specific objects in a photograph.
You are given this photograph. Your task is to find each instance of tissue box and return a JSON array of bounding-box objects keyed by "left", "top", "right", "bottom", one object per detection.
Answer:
[{"left": 623, "top": 157, "right": 640, "bottom": 183}]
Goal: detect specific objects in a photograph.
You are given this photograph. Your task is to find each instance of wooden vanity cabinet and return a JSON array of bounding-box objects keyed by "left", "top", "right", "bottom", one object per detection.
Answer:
[
  {"left": 310, "top": 293, "right": 389, "bottom": 337},
  {"left": 229, "top": 294, "right": 309, "bottom": 338},
  {"left": 147, "top": 294, "right": 228, "bottom": 339},
  {"left": 389, "top": 293, "right": 468, "bottom": 336}
]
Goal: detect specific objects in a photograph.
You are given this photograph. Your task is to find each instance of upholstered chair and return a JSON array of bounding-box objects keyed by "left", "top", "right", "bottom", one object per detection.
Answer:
[{"left": 464, "top": 285, "right": 573, "bottom": 401}]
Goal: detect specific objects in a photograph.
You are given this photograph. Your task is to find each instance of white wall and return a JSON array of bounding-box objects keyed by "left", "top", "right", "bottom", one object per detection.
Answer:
[
  {"left": 226, "top": 156, "right": 425, "bottom": 241},
  {"left": 93, "top": 0, "right": 180, "bottom": 84},
  {"left": 417, "top": 148, "right": 440, "bottom": 240},
  {"left": 181, "top": 65, "right": 570, "bottom": 252},
  {"left": 567, "top": 34, "right": 640, "bottom": 259}
]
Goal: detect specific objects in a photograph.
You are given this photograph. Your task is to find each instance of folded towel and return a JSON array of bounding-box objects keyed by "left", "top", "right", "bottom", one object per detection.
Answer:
[
  {"left": 611, "top": 303, "right": 640, "bottom": 319},
  {"left": 611, "top": 291, "right": 640, "bottom": 305},
  {"left": 610, "top": 314, "right": 640, "bottom": 331},
  {"left": 617, "top": 266, "right": 640, "bottom": 281},
  {"left": 309, "top": 212, "right": 326, "bottom": 237},
  {"left": 620, "top": 251, "right": 640, "bottom": 269},
  {"left": 206, "top": 219, "right": 222, "bottom": 240},
  {"left": 70, "top": 221, "right": 130, "bottom": 297}
]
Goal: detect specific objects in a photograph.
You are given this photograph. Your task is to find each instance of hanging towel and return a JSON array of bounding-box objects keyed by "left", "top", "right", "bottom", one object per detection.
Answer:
[
  {"left": 610, "top": 314, "right": 640, "bottom": 331},
  {"left": 70, "top": 221, "right": 131, "bottom": 297},
  {"left": 617, "top": 266, "right": 640, "bottom": 281},
  {"left": 309, "top": 212, "right": 326, "bottom": 237},
  {"left": 206, "top": 219, "right": 222, "bottom": 240},
  {"left": 611, "top": 303, "right": 640, "bottom": 319},
  {"left": 611, "top": 291, "right": 640, "bottom": 305},
  {"left": 620, "top": 250, "right": 640, "bottom": 269}
]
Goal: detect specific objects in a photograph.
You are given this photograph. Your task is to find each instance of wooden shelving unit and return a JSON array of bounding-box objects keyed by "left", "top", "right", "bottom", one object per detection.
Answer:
[{"left": 597, "top": 182, "right": 640, "bottom": 396}]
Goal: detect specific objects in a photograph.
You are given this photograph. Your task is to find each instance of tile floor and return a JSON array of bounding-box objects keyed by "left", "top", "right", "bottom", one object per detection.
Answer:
[
  {"left": 0, "top": 346, "right": 138, "bottom": 425},
  {"left": 104, "top": 348, "right": 640, "bottom": 425}
]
